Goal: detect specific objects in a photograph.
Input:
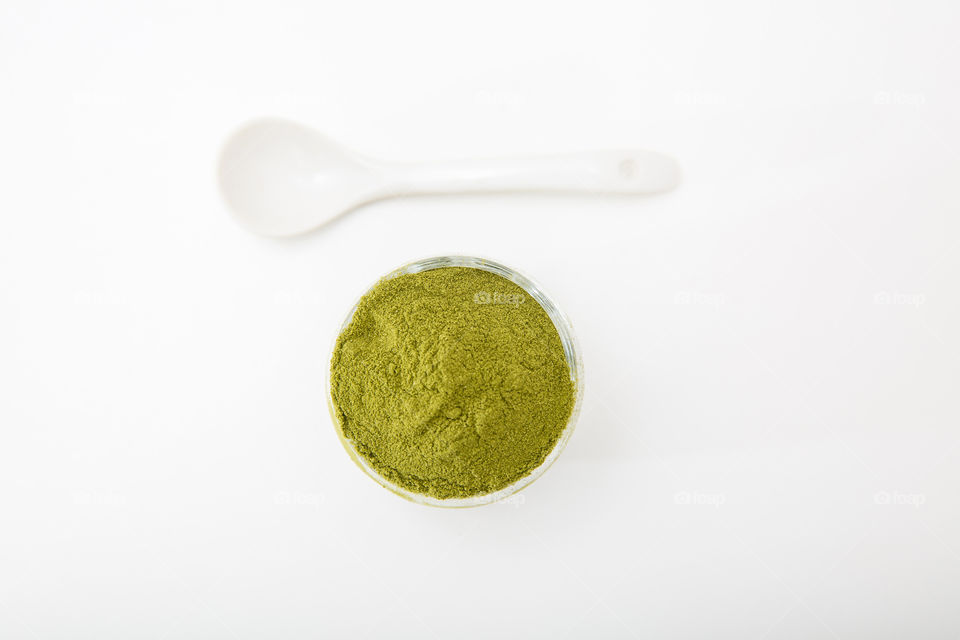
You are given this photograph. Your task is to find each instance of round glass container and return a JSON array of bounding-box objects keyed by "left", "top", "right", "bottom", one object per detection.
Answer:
[{"left": 326, "top": 255, "right": 583, "bottom": 507}]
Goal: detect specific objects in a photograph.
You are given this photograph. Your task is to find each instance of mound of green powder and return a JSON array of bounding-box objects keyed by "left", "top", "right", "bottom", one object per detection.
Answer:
[{"left": 330, "top": 266, "right": 575, "bottom": 500}]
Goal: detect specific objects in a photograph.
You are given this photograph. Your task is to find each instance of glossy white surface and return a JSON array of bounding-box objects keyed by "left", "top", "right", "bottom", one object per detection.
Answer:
[
  {"left": 1, "top": 1, "right": 959, "bottom": 638},
  {"left": 219, "top": 118, "right": 678, "bottom": 236}
]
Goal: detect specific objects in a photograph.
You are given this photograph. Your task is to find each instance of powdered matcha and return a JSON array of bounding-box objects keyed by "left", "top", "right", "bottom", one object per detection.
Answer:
[{"left": 330, "top": 266, "right": 575, "bottom": 499}]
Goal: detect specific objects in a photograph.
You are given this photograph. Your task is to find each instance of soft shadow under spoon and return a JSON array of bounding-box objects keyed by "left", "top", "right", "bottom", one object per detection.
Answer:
[{"left": 218, "top": 118, "right": 680, "bottom": 237}]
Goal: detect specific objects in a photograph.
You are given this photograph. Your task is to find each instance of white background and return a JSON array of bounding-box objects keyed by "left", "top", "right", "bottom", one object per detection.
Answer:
[{"left": 2, "top": 1, "right": 959, "bottom": 638}]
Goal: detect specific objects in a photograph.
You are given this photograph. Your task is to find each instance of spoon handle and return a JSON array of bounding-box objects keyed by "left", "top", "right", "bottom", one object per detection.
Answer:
[{"left": 383, "top": 150, "right": 680, "bottom": 197}]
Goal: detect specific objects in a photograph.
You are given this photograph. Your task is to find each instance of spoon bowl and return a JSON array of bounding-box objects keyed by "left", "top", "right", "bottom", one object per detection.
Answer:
[{"left": 218, "top": 119, "right": 383, "bottom": 236}]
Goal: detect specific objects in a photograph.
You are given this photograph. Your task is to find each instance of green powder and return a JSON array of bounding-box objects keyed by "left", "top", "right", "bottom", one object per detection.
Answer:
[{"left": 330, "top": 266, "right": 575, "bottom": 499}]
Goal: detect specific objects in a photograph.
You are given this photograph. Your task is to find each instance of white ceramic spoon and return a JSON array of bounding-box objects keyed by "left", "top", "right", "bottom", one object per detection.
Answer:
[{"left": 218, "top": 118, "right": 680, "bottom": 237}]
